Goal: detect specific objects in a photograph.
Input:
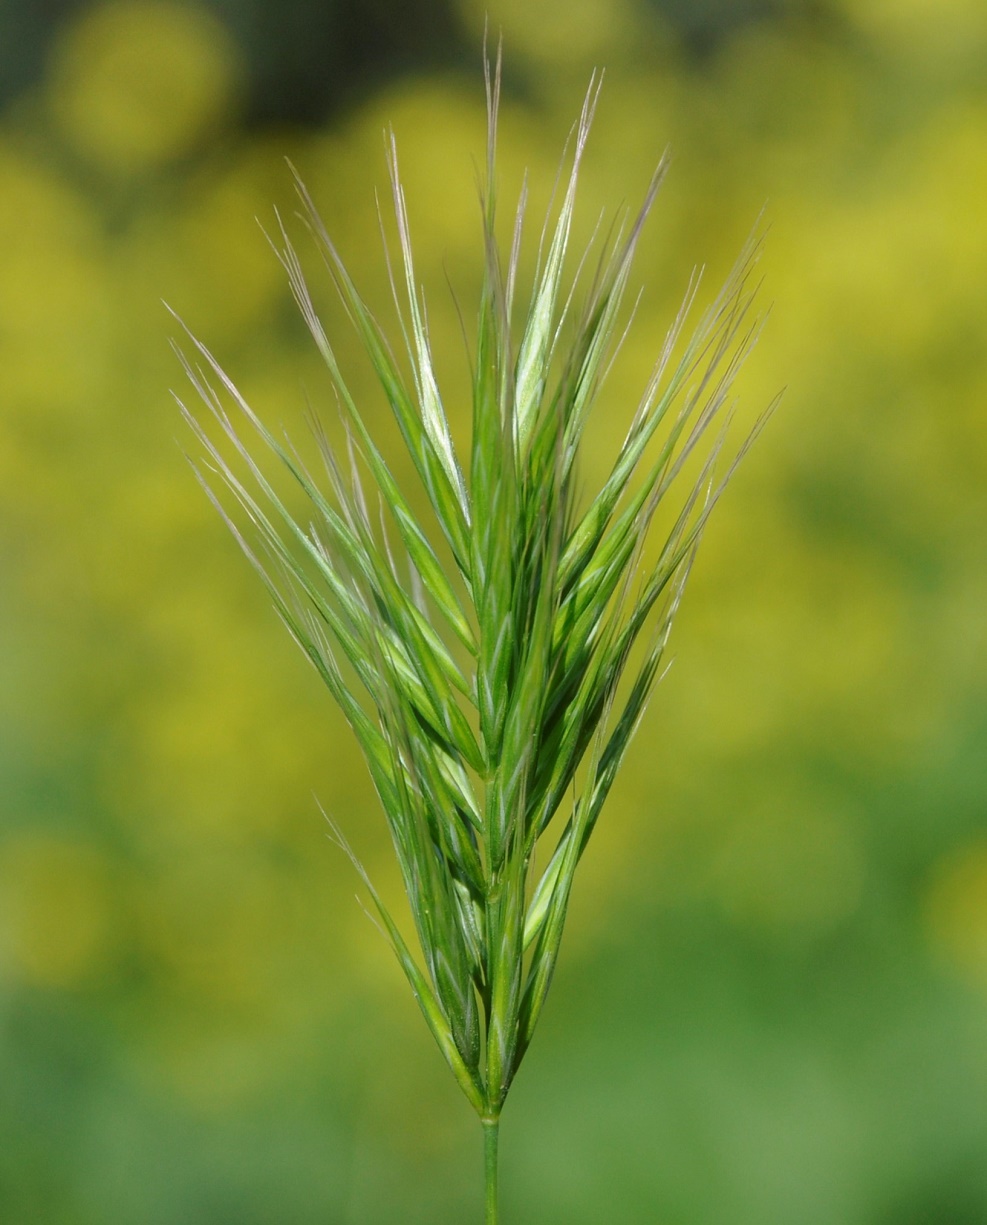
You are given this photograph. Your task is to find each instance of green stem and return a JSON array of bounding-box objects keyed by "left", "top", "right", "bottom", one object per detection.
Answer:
[{"left": 482, "top": 1115, "right": 500, "bottom": 1225}]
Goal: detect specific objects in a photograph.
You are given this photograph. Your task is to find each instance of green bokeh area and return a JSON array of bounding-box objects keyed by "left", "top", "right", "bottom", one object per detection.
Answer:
[{"left": 3, "top": 0, "right": 987, "bottom": 1221}]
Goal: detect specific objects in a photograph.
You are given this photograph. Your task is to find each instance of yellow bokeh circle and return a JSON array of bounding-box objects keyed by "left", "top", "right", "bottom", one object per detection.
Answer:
[{"left": 47, "top": 0, "right": 242, "bottom": 174}]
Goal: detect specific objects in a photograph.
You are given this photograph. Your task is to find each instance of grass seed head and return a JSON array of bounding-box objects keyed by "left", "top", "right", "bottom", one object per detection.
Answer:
[{"left": 177, "top": 56, "right": 773, "bottom": 1125}]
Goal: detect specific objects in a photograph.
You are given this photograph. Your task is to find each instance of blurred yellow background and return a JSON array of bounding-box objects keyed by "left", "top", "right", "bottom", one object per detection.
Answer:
[{"left": 1, "top": 0, "right": 987, "bottom": 1220}]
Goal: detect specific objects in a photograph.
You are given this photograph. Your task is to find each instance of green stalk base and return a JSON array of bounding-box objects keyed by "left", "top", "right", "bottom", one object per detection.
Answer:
[{"left": 482, "top": 1116, "right": 500, "bottom": 1225}]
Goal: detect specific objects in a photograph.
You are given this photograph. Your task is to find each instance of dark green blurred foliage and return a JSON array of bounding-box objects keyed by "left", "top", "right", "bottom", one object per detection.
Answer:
[
  {"left": 2, "top": 0, "right": 987, "bottom": 1222},
  {"left": 0, "top": 0, "right": 470, "bottom": 121}
]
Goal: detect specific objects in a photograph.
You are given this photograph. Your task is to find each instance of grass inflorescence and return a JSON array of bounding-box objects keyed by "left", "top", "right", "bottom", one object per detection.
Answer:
[{"left": 175, "top": 53, "right": 772, "bottom": 1223}]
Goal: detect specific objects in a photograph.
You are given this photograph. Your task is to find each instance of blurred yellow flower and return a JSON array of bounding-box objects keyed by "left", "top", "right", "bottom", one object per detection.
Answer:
[
  {"left": 458, "top": 0, "right": 640, "bottom": 67},
  {"left": 47, "top": 0, "right": 242, "bottom": 174},
  {"left": 0, "top": 144, "right": 110, "bottom": 402}
]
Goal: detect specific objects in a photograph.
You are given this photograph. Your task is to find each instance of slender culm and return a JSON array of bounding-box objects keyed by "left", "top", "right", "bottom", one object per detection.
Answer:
[
  {"left": 176, "top": 49, "right": 773, "bottom": 1222},
  {"left": 483, "top": 1116, "right": 500, "bottom": 1224}
]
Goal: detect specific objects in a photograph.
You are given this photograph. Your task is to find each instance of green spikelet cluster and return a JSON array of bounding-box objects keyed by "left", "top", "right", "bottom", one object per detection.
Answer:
[{"left": 176, "top": 54, "right": 772, "bottom": 1221}]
